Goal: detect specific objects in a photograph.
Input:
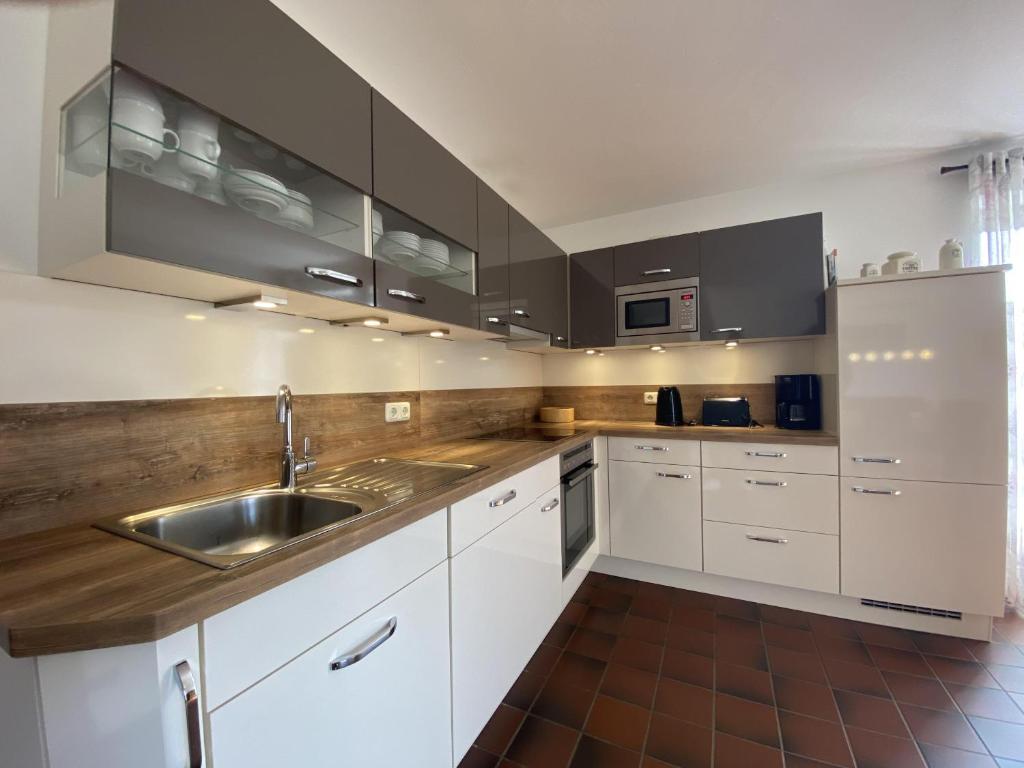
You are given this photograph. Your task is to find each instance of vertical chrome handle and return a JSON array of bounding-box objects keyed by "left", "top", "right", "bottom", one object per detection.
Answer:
[
  {"left": 513, "top": 308, "right": 530, "bottom": 318},
  {"left": 746, "top": 479, "right": 787, "bottom": 487},
  {"left": 175, "top": 661, "right": 202, "bottom": 768},
  {"left": 746, "top": 534, "right": 788, "bottom": 544},
  {"left": 329, "top": 617, "right": 398, "bottom": 671},
  {"left": 634, "top": 444, "right": 669, "bottom": 452},
  {"left": 303, "top": 436, "right": 311, "bottom": 458},
  {"left": 657, "top": 472, "right": 693, "bottom": 479},
  {"left": 713, "top": 327, "right": 743, "bottom": 333},
  {"left": 489, "top": 489, "right": 517, "bottom": 507},
  {"left": 641, "top": 268, "right": 672, "bottom": 276},
  {"left": 852, "top": 456, "right": 902, "bottom": 464},
  {"left": 387, "top": 288, "right": 425, "bottom": 303},
  {"left": 541, "top": 498, "right": 560, "bottom": 512},
  {"left": 851, "top": 486, "right": 901, "bottom": 496},
  {"left": 744, "top": 450, "right": 787, "bottom": 458},
  {"left": 305, "top": 266, "right": 363, "bottom": 287}
]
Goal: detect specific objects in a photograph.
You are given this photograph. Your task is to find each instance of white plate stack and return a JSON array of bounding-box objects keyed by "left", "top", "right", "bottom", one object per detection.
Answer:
[
  {"left": 222, "top": 169, "right": 290, "bottom": 218},
  {"left": 278, "top": 189, "right": 315, "bottom": 232},
  {"left": 418, "top": 239, "right": 450, "bottom": 275},
  {"left": 380, "top": 231, "right": 421, "bottom": 264}
]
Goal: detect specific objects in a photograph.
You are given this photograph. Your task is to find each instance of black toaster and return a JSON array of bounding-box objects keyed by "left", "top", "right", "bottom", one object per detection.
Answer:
[{"left": 701, "top": 396, "right": 752, "bottom": 427}]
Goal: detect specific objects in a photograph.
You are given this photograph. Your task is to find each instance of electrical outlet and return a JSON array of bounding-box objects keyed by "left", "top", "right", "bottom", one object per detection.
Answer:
[
  {"left": 385, "top": 401, "right": 411, "bottom": 423},
  {"left": 643, "top": 391, "right": 658, "bottom": 405}
]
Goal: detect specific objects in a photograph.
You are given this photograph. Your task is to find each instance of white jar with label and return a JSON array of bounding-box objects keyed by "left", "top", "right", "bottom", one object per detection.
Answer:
[
  {"left": 882, "top": 251, "right": 922, "bottom": 275},
  {"left": 939, "top": 239, "right": 965, "bottom": 270}
]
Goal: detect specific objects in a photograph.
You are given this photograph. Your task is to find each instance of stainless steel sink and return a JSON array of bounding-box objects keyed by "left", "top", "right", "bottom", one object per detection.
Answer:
[{"left": 95, "top": 458, "right": 485, "bottom": 569}]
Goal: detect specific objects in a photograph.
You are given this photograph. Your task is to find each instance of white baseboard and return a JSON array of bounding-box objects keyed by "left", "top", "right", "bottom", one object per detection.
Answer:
[{"left": 592, "top": 555, "right": 993, "bottom": 641}]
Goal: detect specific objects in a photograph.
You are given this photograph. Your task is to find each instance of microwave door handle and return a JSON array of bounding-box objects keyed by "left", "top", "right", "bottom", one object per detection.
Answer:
[{"left": 564, "top": 463, "right": 599, "bottom": 488}]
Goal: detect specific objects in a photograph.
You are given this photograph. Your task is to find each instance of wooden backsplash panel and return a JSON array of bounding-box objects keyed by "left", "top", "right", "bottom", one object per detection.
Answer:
[
  {"left": 542, "top": 384, "right": 776, "bottom": 424},
  {"left": 0, "top": 387, "right": 541, "bottom": 541}
]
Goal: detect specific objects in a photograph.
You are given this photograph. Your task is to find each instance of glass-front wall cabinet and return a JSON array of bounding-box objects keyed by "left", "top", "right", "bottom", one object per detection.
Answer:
[{"left": 60, "top": 66, "right": 373, "bottom": 303}]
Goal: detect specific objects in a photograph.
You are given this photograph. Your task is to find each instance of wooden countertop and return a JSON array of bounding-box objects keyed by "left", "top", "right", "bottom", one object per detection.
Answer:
[{"left": 0, "top": 422, "right": 835, "bottom": 657}]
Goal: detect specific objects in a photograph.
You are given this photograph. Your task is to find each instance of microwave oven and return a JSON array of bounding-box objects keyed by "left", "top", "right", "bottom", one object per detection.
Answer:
[{"left": 615, "top": 278, "right": 700, "bottom": 345}]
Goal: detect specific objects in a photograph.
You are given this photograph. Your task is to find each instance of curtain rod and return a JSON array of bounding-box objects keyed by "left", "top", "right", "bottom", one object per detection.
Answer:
[{"left": 940, "top": 151, "right": 1022, "bottom": 176}]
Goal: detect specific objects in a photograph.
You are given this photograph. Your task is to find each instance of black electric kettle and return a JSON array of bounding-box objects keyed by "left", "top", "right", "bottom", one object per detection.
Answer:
[{"left": 655, "top": 386, "right": 684, "bottom": 426}]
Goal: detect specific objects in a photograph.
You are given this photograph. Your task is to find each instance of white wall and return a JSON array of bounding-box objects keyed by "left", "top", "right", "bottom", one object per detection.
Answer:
[
  {"left": 0, "top": 4, "right": 47, "bottom": 274},
  {"left": 543, "top": 339, "right": 817, "bottom": 387},
  {"left": 545, "top": 148, "right": 991, "bottom": 279}
]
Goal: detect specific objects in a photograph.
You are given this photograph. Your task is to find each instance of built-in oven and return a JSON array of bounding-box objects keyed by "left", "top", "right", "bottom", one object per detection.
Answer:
[
  {"left": 615, "top": 277, "right": 700, "bottom": 345},
  {"left": 560, "top": 441, "right": 597, "bottom": 577}
]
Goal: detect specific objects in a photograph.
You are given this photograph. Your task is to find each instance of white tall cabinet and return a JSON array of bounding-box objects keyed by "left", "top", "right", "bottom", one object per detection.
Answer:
[{"left": 838, "top": 268, "right": 1009, "bottom": 617}]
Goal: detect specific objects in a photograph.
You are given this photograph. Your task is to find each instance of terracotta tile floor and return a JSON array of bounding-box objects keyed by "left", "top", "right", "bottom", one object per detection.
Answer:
[{"left": 459, "top": 572, "right": 1024, "bottom": 768}]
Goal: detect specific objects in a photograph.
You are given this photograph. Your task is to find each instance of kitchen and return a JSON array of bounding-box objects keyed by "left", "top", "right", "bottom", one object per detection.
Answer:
[{"left": 1, "top": 2, "right": 1024, "bottom": 768}]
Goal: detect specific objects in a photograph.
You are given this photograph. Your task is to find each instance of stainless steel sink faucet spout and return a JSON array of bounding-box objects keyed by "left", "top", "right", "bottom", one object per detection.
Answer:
[{"left": 276, "top": 384, "right": 317, "bottom": 489}]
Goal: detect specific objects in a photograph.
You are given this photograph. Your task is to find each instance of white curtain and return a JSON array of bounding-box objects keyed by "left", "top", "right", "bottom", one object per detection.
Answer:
[{"left": 968, "top": 148, "right": 1024, "bottom": 615}]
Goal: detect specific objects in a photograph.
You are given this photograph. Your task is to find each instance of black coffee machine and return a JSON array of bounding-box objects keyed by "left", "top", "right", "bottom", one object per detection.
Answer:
[
  {"left": 775, "top": 374, "right": 821, "bottom": 430},
  {"left": 655, "top": 386, "right": 684, "bottom": 426}
]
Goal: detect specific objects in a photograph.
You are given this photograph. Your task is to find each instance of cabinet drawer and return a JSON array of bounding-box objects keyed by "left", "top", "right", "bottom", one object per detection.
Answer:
[
  {"left": 203, "top": 510, "right": 447, "bottom": 709},
  {"left": 613, "top": 233, "right": 700, "bottom": 287},
  {"left": 210, "top": 563, "right": 452, "bottom": 768},
  {"left": 701, "top": 441, "right": 837, "bottom": 475},
  {"left": 609, "top": 436, "right": 701, "bottom": 465},
  {"left": 702, "top": 467, "right": 838, "bottom": 534},
  {"left": 374, "top": 260, "right": 476, "bottom": 327},
  {"left": 449, "top": 457, "right": 560, "bottom": 555},
  {"left": 704, "top": 521, "right": 839, "bottom": 594},
  {"left": 609, "top": 460, "right": 702, "bottom": 571},
  {"left": 451, "top": 491, "right": 563, "bottom": 760},
  {"left": 841, "top": 478, "right": 1006, "bottom": 616}
]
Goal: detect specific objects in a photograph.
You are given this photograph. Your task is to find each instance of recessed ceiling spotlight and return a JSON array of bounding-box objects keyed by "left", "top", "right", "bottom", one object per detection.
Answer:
[
  {"left": 329, "top": 315, "right": 389, "bottom": 328},
  {"left": 725, "top": 340, "right": 738, "bottom": 348},
  {"left": 650, "top": 345, "right": 664, "bottom": 352},
  {"left": 597, "top": 351, "right": 606, "bottom": 357},
  {"left": 214, "top": 293, "right": 288, "bottom": 311},
  {"left": 399, "top": 328, "right": 452, "bottom": 339},
  {"left": 298, "top": 328, "right": 316, "bottom": 334},
  {"left": 585, "top": 349, "right": 597, "bottom": 355}
]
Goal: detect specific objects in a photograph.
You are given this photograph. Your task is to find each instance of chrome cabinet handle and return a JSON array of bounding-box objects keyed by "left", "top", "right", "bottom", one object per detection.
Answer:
[
  {"left": 657, "top": 472, "right": 693, "bottom": 479},
  {"left": 541, "top": 498, "right": 560, "bottom": 512},
  {"left": 852, "top": 456, "right": 902, "bottom": 464},
  {"left": 387, "top": 288, "right": 425, "bottom": 303},
  {"left": 513, "top": 308, "right": 530, "bottom": 318},
  {"left": 634, "top": 444, "right": 668, "bottom": 452},
  {"left": 744, "top": 450, "right": 787, "bottom": 458},
  {"left": 641, "top": 268, "right": 672, "bottom": 276},
  {"left": 556, "top": 335, "right": 567, "bottom": 342},
  {"left": 712, "top": 327, "right": 743, "bottom": 333},
  {"left": 305, "top": 266, "right": 363, "bottom": 287},
  {"left": 486, "top": 316, "right": 507, "bottom": 326},
  {"left": 852, "top": 486, "right": 902, "bottom": 496},
  {"left": 489, "top": 489, "right": 517, "bottom": 507},
  {"left": 746, "top": 479, "right": 787, "bottom": 487},
  {"left": 175, "top": 661, "right": 202, "bottom": 768},
  {"left": 565, "top": 463, "right": 599, "bottom": 488},
  {"left": 329, "top": 616, "right": 398, "bottom": 671},
  {"left": 746, "top": 534, "right": 788, "bottom": 544}
]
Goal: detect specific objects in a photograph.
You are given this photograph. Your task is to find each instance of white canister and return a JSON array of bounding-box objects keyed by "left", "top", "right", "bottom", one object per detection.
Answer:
[
  {"left": 860, "top": 262, "right": 881, "bottom": 277},
  {"left": 882, "top": 251, "right": 921, "bottom": 275},
  {"left": 939, "top": 239, "right": 965, "bottom": 270}
]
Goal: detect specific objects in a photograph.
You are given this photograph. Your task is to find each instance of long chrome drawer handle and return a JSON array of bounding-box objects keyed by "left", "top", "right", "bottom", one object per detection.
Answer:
[
  {"left": 541, "top": 498, "right": 560, "bottom": 512},
  {"left": 746, "top": 534, "right": 788, "bottom": 544},
  {"left": 486, "top": 316, "right": 507, "bottom": 326},
  {"left": 387, "top": 288, "right": 426, "bottom": 303},
  {"left": 744, "top": 450, "right": 787, "bottom": 458},
  {"left": 634, "top": 445, "right": 668, "bottom": 451},
  {"left": 657, "top": 472, "right": 693, "bottom": 479},
  {"left": 489, "top": 489, "right": 517, "bottom": 507},
  {"left": 305, "top": 266, "right": 363, "bottom": 287},
  {"left": 712, "top": 327, "right": 743, "bottom": 333},
  {"left": 746, "top": 479, "right": 787, "bottom": 487},
  {"left": 329, "top": 616, "right": 398, "bottom": 671},
  {"left": 852, "top": 486, "right": 902, "bottom": 496},
  {"left": 175, "top": 661, "right": 202, "bottom": 768},
  {"left": 513, "top": 308, "right": 531, "bottom": 318},
  {"left": 641, "top": 267, "right": 672, "bottom": 276},
  {"left": 852, "top": 456, "right": 901, "bottom": 464}
]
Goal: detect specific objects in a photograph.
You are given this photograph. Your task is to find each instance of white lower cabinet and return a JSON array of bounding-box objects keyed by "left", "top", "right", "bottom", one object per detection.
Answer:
[
  {"left": 702, "top": 467, "right": 839, "bottom": 534},
  {"left": 609, "top": 460, "right": 702, "bottom": 571},
  {"left": 703, "top": 521, "right": 839, "bottom": 593},
  {"left": 209, "top": 561, "right": 452, "bottom": 768},
  {"left": 451, "top": 486, "right": 563, "bottom": 762},
  {"left": 841, "top": 478, "right": 1007, "bottom": 616}
]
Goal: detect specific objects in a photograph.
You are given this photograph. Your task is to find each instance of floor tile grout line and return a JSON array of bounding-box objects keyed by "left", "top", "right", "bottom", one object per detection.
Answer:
[
  {"left": 810, "top": 621, "right": 859, "bottom": 767},
  {"left": 920, "top": 650, "right": 1004, "bottom": 760},
  {"left": 637, "top": 595, "right": 668, "bottom": 765},
  {"left": 867, "top": 639, "right": 932, "bottom": 768},
  {"left": 759, "top": 605, "right": 788, "bottom": 767}
]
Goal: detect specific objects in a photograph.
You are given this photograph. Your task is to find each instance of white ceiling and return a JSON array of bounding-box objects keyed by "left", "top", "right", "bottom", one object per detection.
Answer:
[{"left": 271, "top": 0, "right": 1024, "bottom": 229}]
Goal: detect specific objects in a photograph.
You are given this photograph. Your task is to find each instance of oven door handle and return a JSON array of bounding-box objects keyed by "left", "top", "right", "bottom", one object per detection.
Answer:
[{"left": 563, "top": 463, "right": 599, "bottom": 489}]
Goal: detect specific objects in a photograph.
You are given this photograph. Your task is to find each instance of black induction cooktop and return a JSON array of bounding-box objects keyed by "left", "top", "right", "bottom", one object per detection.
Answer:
[{"left": 472, "top": 426, "right": 581, "bottom": 443}]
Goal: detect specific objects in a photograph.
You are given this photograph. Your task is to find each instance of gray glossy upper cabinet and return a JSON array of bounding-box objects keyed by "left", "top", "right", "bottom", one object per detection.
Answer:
[
  {"left": 509, "top": 209, "right": 568, "bottom": 347},
  {"left": 113, "top": 0, "right": 372, "bottom": 193},
  {"left": 699, "top": 212, "right": 825, "bottom": 340},
  {"left": 371, "top": 92, "right": 478, "bottom": 251},
  {"left": 613, "top": 234, "right": 700, "bottom": 286},
  {"left": 570, "top": 249, "right": 615, "bottom": 349},
  {"left": 477, "top": 181, "right": 511, "bottom": 334}
]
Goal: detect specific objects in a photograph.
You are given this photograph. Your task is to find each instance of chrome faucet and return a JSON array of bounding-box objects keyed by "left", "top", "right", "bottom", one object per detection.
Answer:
[{"left": 276, "top": 384, "right": 317, "bottom": 489}]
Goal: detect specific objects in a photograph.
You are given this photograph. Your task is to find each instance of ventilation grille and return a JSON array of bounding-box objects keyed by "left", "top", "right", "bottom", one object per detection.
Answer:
[{"left": 860, "top": 598, "right": 962, "bottom": 621}]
